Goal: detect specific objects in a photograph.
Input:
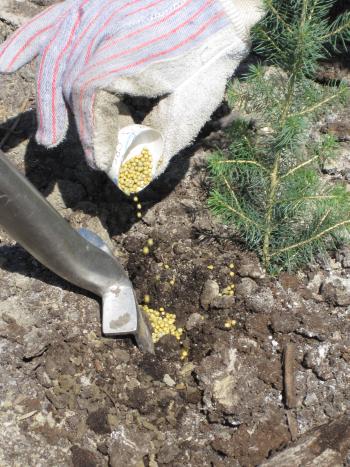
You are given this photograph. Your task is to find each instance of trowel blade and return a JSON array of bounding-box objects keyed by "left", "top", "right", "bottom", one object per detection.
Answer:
[
  {"left": 102, "top": 289, "right": 154, "bottom": 354},
  {"left": 102, "top": 286, "right": 138, "bottom": 335},
  {"left": 79, "top": 228, "right": 154, "bottom": 352}
]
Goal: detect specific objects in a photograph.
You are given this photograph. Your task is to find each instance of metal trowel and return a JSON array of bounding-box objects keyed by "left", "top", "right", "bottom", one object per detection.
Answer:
[{"left": 0, "top": 149, "right": 154, "bottom": 353}]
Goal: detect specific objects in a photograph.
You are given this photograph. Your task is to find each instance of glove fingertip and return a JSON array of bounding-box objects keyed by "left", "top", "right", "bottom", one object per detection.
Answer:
[
  {"left": 35, "top": 121, "right": 68, "bottom": 149},
  {"left": 0, "top": 41, "right": 37, "bottom": 73}
]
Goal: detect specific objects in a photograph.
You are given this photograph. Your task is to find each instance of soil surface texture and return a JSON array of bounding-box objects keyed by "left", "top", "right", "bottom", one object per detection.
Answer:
[{"left": 1, "top": 2, "right": 350, "bottom": 466}]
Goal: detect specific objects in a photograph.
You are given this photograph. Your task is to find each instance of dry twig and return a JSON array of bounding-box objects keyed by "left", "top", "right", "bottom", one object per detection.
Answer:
[{"left": 283, "top": 342, "right": 297, "bottom": 409}]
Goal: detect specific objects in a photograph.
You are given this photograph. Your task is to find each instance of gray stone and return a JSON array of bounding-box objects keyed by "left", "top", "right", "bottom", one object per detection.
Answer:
[
  {"left": 186, "top": 312, "right": 203, "bottom": 330},
  {"left": 163, "top": 374, "right": 176, "bottom": 387},
  {"left": 322, "top": 159, "right": 338, "bottom": 175},
  {"left": 142, "top": 209, "right": 156, "bottom": 226},
  {"left": 321, "top": 275, "right": 350, "bottom": 306},
  {"left": 245, "top": 287, "right": 275, "bottom": 313},
  {"left": 211, "top": 295, "right": 235, "bottom": 309},
  {"left": 157, "top": 441, "right": 181, "bottom": 464},
  {"left": 238, "top": 258, "right": 265, "bottom": 279},
  {"left": 113, "top": 349, "right": 131, "bottom": 364},
  {"left": 200, "top": 280, "right": 220, "bottom": 310},
  {"left": 235, "top": 278, "right": 259, "bottom": 297},
  {"left": 109, "top": 427, "right": 152, "bottom": 467},
  {"left": 339, "top": 248, "right": 350, "bottom": 268},
  {"left": 196, "top": 348, "right": 240, "bottom": 413}
]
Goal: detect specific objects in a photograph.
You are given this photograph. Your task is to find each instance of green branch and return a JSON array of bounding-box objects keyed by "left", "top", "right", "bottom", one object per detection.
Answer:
[
  {"left": 291, "top": 90, "right": 345, "bottom": 117},
  {"left": 208, "top": 0, "right": 350, "bottom": 273},
  {"left": 277, "top": 195, "right": 340, "bottom": 204},
  {"left": 217, "top": 159, "right": 269, "bottom": 172},
  {"left": 264, "top": 0, "right": 293, "bottom": 32},
  {"left": 321, "top": 19, "right": 350, "bottom": 41},
  {"left": 281, "top": 155, "right": 320, "bottom": 179},
  {"left": 263, "top": 0, "right": 312, "bottom": 268},
  {"left": 315, "top": 208, "right": 331, "bottom": 231},
  {"left": 221, "top": 176, "right": 261, "bottom": 227},
  {"left": 215, "top": 199, "right": 260, "bottom": 228},
  {"left": 257, "top": 28, "right": 285, "bottom": 56},
  {"left": 308, "top": 0, "right": 320, "bottom": 20},
  {"left": 271, "top": 219, "right": 350, "bottom": 257}
]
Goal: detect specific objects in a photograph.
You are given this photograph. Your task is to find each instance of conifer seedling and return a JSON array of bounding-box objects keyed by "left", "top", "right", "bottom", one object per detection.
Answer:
[{"left": 209, "top": 0, "right": 350, "bottom": 273}]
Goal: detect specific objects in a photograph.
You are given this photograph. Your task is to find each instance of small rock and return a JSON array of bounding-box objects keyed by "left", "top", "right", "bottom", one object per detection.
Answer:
[
  {"left": 173, "top": 242, "right": 191, "bottom": 256},
  {"left": 303, "top": 345, "right": 333, "bottom": 380},
  {"left": 179, "top": 362, "right": 195, "bottom": 377},
  {"left": 339, "top": 248, "right": 350, "bottom": 268},
  {"left": 180, "top": 198, "right": 197, "bottom": 210},
  {"left": 245, "top": 287, "right": 275, "bottom": 313},
  {"left": 157, "top": 441, "right": 181, "bottom": 464},
  {"left": 238, "top": 258, "right": 265, "bottom": 279},
  {"left": 303, "top": 392, "right": 319, "bottom": 407},
  {"left": 36, "top": 368, "right": 52, "bottom": 388},
  {"left": 271, "top": 312, "right": 298, "bottom": 334},
  {"left": 307, "top": 271, "right": 325, "bottom": 294},
  {"left": 113, "top": 349, "right": 130, "bottom": 364},
  {"left": 211, "top": 295, "right": 235, "bottom": 309},
  {"left": 186, "top": 312, "right": 203, "bottom": 330},
  {"left": 158, "top": 212, "right": 167, "bottom": 225},
  {"left": 97, "top": 443, "right": 109, "bottom": 456},
  {"left": 107, "top": 414, "right": 119, "bottom": 430},
  {"left": 86, "top": 408, "right": 111, "bottom": 434},
  {"left": 321, "top": 159, "right": 338, "bottom": 175},
  {"left": 22, "top": 328, "right": 49, "bottom": 361},
  {"left": 183, "top": 386, "right": 202, "bottom": 404},
  {"left": 142, "top": 209, "right": 156, "bottom": 226},
  {"left": 139, "top": 353, "right": 167, "bottom": 381},
  {"left": 321, "top": 120, "right": 350, "bottom": 141},
  {"left": 200, "top": 280, "right": 220, "bottom": 310},
  {"left": 71, "top": 446, "right": 98, "bottom": 467},
  {"left": 321, "top": 276, "right": 350, "bottom": 306},
  {"left": 211, "top": 436, "right": 236, "bottom": 458},
  {"left": 196, "top": 348, "right": 239, "bottom": 413},
  {"left": 235, "top": 278, "right": 259, "bottom": 297},
  {"left": 163, "top": 374, "right": 176, "bottom": 387},
  {"left": 109, "top": 427, "right": 151, "bottom": 467}
]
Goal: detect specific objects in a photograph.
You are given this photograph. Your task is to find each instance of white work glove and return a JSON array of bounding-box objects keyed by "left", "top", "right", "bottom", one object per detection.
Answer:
[{"left": 0, "top": 0, "right": 264, "bottom": 192}]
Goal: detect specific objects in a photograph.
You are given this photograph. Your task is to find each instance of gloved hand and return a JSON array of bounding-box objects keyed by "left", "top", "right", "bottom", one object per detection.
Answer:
[{"left": 0, "top": 0, "right": 264, "bottom": 189}]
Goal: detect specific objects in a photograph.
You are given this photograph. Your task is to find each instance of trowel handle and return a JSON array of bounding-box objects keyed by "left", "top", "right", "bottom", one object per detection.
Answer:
[{"left": 0, "top": 150, "right": 129, "bottom": 296}]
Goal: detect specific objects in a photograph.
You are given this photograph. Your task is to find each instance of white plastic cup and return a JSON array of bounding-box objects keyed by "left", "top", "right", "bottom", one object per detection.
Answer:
[{"left": 107, "top": 124, "right": 164, "bottom": 192}]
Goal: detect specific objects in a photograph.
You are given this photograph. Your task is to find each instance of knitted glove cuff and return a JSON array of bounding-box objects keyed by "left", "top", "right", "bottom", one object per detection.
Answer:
[{"left": 218, "top": 0, "right": 264, "bottom": 38}]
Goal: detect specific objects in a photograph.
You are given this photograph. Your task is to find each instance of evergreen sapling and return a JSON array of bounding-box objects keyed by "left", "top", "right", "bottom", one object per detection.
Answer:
[{"left": 208, "top": 0, "right": 350, "bottom": 273}]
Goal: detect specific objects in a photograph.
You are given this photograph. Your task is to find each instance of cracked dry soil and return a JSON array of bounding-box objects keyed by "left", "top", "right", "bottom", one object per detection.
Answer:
[{"left": 1, "top": 2, "right": 350, "bottom": 466}]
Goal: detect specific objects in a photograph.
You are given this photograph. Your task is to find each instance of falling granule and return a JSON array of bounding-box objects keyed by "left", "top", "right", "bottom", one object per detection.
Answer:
[{"left": 118, "top": 148, "right": 152, "bottom": 194}]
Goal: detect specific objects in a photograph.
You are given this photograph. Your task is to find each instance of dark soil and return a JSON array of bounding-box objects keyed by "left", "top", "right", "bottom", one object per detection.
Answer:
[{"left": 1, "top": 2, "right": 350, "bottom": 466}]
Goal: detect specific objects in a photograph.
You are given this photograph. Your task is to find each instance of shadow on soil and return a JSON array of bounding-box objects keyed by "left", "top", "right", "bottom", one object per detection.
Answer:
[{"left": 0, "top": 97, "right": 231, "bottom": 239}]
